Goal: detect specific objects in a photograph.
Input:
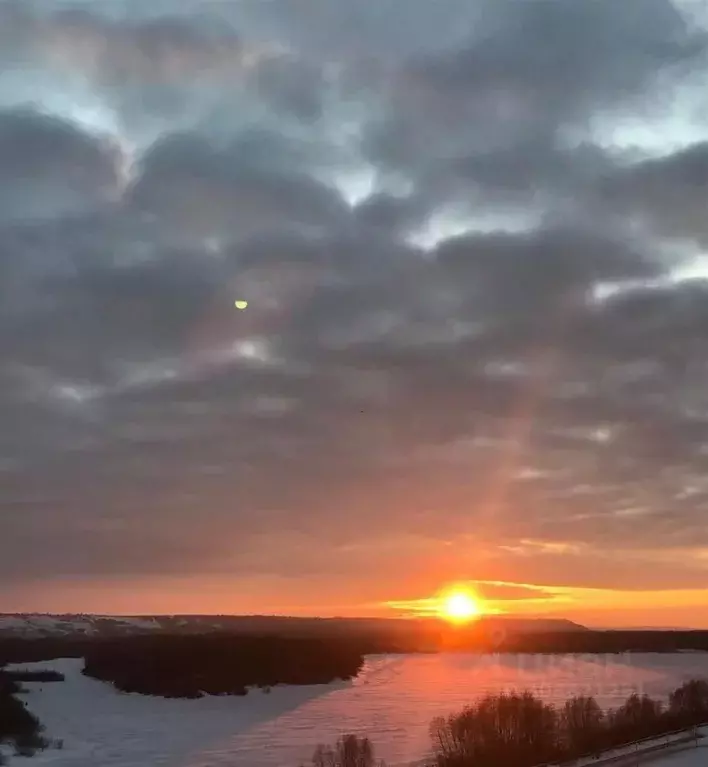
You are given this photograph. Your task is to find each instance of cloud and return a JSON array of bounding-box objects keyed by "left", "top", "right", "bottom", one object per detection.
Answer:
[
  {"left": 1, "top": 0, "right": 708, "bottom": 618},
  {"left": 592, "top": 142, "right": 708, "bottom": 244},
  {"left": 0, "top": 108, "right": 123, "bottom": 222},
  {"left": 126, "top": 131, "right": 350, "bottom": 244}
]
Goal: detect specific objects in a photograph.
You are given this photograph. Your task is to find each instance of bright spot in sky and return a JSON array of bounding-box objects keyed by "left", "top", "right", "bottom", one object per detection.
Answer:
[
  {"left": 669, "top": 254, "right": 708, "bottom": 283},
  {"left": 52, "top": 381, "right": 103, "bottom": 406},
  {"left": 329, "top": 165, "right": 378, "bottom": 207},
  {"left": 561, "top": 73, "right": 708, "bottom": 163},
  {"left": 225, "top": 338, "right": 272, "bottom": 365},
  {"left": 407, "top": 206, "right": 541, "bottom": 251},
  {"left": 234, "top": 300, "right": 249, "bottom": 310},
  {"left": 439, "top": 589, "right": 482, "bottom": 624},
  {"left": 589, "top": 246, "right": 708, "bottom": 305}
]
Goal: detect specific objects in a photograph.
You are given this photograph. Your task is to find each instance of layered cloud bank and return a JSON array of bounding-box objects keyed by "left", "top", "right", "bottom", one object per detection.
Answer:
[{"left": 2, "top": 0, "right": 708, "bottom": 620}]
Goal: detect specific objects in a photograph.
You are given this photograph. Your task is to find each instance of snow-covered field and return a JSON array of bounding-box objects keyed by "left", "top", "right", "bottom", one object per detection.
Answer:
[{"left": 4, "top": 653, "right": 708, "bottom": 767}]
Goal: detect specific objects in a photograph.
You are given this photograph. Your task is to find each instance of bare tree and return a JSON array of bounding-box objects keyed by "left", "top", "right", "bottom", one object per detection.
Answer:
[
  {"left": 308, "top": 734, "right": 385, "bottom": 767},
  {"left": 669, "top": 679, "right": 708, "bottom": 724},
  {"left": 431, "top": 691, "right": 559, "bottom": 767},
  {"left": 560, "top": 695, "right": 604, "bottom": 755}
]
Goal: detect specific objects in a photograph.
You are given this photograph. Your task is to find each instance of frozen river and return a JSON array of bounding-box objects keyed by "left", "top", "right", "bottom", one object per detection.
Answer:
[{"left": 6, "top": 652, "right": 708, "bottom": 767}]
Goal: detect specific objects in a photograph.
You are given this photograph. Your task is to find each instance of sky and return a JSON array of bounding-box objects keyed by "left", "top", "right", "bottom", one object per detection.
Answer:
[{"left": 1, "top": 0, "right": 708, "bottom": 628}]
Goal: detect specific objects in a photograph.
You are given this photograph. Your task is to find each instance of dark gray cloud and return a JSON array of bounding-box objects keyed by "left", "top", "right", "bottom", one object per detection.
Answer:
[
  {"left": 591, "top": 142, "right": 708, "bottom": 243},
  {"left": 0, "top": 108, "right": 122, "bottom": 221},
  {"left": 2, "top": 0, "right": 708, "bottom": 616},
  {"left": 126, "top": 131, "right": 350, "bottom": 243}
]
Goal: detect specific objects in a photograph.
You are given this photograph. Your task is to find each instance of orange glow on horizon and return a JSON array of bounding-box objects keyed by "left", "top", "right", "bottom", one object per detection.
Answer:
[{"left": 7, "top": 576, "right": 708, "bottom": 629}]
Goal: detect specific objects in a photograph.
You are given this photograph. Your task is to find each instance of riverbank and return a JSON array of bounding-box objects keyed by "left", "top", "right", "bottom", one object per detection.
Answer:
[{"left": 2, "top": 626, "right": 708, "bottom": 670}]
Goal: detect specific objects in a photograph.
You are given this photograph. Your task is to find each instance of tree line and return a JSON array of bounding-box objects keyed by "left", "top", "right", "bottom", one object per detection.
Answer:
[
  {"left": 4, "top": 629, "right": 708, "bottom": 668},
  {"left": 82, "top": 634, "right": 365, "bottom": 697}
]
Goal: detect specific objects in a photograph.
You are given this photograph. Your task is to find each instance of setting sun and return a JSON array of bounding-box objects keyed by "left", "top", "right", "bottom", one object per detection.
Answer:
[{"left": 439, "top": 589, "right": 483, "bottom": 624}]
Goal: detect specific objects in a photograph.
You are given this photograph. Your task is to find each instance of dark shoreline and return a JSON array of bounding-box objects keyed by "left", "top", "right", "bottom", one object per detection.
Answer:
[
  {"left": 3, "top": 627, "right": 708, "bottom": 659},
  {"left": 1, "top": 629, "right": 708, "bottom": 701}
]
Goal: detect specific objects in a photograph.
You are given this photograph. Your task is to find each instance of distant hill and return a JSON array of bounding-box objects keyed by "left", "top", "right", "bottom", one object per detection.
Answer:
[
  {"left": 2, "top": 615, "right": 707, "bottom": 657},
  {"left": 475, "top": 616, "right": 588, "bottom": 633},
  {"left": 0, "top": 613, "right": 587, "bottom": 640}
]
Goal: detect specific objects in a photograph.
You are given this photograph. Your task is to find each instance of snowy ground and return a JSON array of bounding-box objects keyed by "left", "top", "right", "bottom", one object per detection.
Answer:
[
  {"left": 4, "top": 658, "right": 349, "bottom": 767},
  {"left": 3, "top": 653, "right": 708, "bottom": 767},
  {"left": 639, "top": 737, "right": 708, "bottom": 766},
  {"left": 646, "top": 744, "right": 708, "bottom": 767},
  {"left": 558, "top": 729, "right": 708, "bottom": 767}
]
